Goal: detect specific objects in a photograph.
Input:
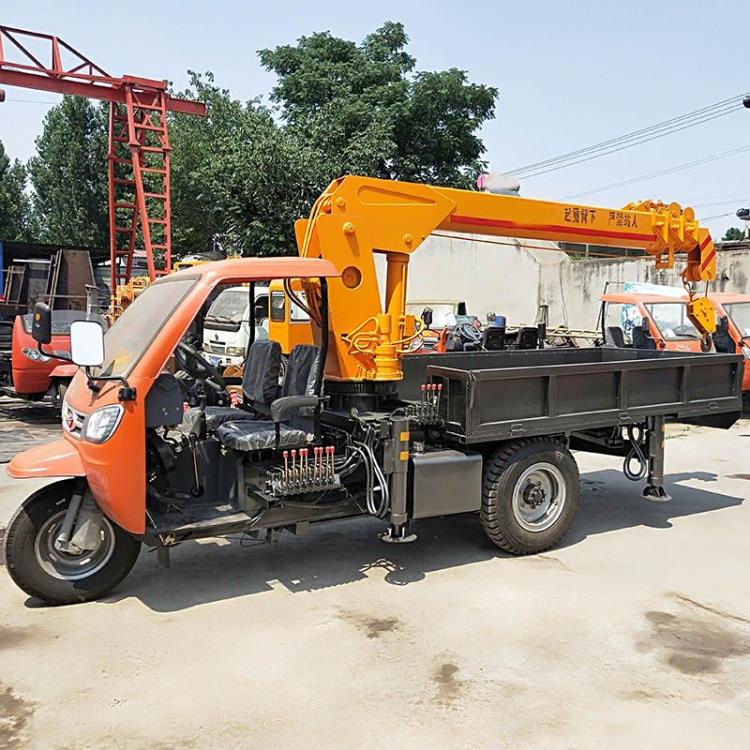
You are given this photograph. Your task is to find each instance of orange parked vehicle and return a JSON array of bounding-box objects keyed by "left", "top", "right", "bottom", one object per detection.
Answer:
[
  {"left": 4, "top": 311, "right": 85, "bottom": 402},
  {"left": 599, "top": 290, "right": 750, "bottom": 405},
  {"left": 707, "top": 293, "right": 750, "bottom": 408},
  {"left": 599, "top": 291, "right": 707, "bottom": 352}
]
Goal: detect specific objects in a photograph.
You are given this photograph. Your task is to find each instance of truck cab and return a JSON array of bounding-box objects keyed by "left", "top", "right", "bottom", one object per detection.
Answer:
[
  {"left": 266, "top": 278, "right": 313, "bottom": 354},
  {"left": 600, "top": 292, "right": 704, "bottom": 352},
  {"left": 600, "top": 289, "right": 750, "bottom": 405},
  {"left": 709, "top": 293, "right": 750, "bottom": 401}
]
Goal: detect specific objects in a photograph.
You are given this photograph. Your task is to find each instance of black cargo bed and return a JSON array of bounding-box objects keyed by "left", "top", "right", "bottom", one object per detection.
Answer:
[{"left": 403, "top": 348, "right": 743, "bottom": 443}]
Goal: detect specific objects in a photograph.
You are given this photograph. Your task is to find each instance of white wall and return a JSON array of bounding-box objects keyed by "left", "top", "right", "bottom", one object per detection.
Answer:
[
  {"left": 401, "top": 231, "right": 565, "bottom": 326},
  {"left": 396, "top": 232, "right": 750, "bottom": 331},
  {"left": 546, "top": 248, "right": 750, "bottom": 329}
]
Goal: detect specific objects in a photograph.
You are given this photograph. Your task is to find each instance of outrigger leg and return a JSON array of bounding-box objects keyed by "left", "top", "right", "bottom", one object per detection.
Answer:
[{"left": 642, "top": 415, "right": 671, "bottom": 502}]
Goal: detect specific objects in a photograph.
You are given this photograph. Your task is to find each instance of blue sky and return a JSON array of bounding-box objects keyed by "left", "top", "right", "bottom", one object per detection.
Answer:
[{"left": 1, "top": 0, "right": 748, "bottom": 238}]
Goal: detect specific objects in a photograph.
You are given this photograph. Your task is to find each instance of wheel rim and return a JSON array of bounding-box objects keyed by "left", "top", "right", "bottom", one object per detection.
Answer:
[
  {"left": 511, "top": 462, "right": 567, "bottom": 532},
  {"left": 34, "top": 509, "right": 116, "bottom": 581}
]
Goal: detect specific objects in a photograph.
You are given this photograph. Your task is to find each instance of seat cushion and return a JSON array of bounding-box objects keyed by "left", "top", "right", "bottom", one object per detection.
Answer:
[
  {"left": 185, "top": 406, "right": 258, "bottom": 433},
  {"left": 216, "top": 420, "right": 310, "bottom": 452}
]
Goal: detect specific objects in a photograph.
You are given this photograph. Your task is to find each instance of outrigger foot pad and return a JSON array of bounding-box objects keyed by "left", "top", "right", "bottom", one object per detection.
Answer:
[
  {"left": 642, "top": 484, "right": 671, "bottom": 502},
  {"left": 380, "top": 525, "right": 417, "bottom": 544}
]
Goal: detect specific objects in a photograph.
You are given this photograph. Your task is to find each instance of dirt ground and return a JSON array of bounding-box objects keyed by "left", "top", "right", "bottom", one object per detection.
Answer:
[{"left": 1, "top": 421, "right": 749, "bottom": 749}]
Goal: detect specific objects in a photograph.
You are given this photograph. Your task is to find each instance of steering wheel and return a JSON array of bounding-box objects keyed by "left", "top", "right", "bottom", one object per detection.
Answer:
[{"left": 174, "top": 341, "right": 227, "bottom": 392}]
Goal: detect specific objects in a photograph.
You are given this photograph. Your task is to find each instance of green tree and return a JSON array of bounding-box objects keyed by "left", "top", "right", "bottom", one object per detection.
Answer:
[
  {"left": 722, "top": 226, "right": 747, "bottom": 242},
  {"left": 28, "top": 96, "right": 108, "bottom": 247},
  {"left": 259, "top": 21, "right": 498, "bottom": 187},
  {"left": 0, "top": 139, "right": 34, "bottom": 240},
  {"left": 170, "top": 72, "right": 326, "bottom": 256},
  {"left": 169, "top": 23, "right": 498, "bottom": 256}
]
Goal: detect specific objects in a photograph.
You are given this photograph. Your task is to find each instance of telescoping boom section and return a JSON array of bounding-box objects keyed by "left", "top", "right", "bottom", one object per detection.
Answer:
[{"left": 295, "top": 176, "right": 717, "bottom": 382}]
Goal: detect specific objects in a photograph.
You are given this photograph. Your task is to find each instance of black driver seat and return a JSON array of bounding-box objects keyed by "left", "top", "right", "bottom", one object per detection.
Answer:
[
  {"left": 188, "top": 340, "right": 281, "bottom": 432},
  {"left": 215, "top": 344, "right": 321, "bottom": 452}
]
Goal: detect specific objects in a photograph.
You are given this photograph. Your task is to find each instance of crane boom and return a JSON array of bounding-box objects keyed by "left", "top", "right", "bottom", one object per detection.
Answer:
[{"left": 295, "top": 176, "right": 717, "bottom": 381}]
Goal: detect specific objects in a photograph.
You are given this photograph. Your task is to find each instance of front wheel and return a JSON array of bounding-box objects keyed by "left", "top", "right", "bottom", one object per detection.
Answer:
[
  {"left": 481, "top": 439, "right": 579, "bottom": 554},
  {"left": 3, "top": 481, "right": 141, "bottom": 605}
]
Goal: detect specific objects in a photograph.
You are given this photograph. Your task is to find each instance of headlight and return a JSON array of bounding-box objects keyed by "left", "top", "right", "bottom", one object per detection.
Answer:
[
  {"left": 743, "top": 347, "right": 750, "bottom": 361},
  {"left": 226, "top": 346, "right": 245, "bottom": 357},
  {"left": 61, "top": 398, "right": 75, "bottom": 433},
  {"left": 82, "top": 405, "right": 124, "bottom": 443},
  {"left": 22, "top": 347, "right": 50, "bottom": 362}
]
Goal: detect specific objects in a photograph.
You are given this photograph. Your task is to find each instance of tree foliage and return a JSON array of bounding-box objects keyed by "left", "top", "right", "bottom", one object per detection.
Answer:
[
  {"left": 0, "top": 139, "right": 34, "bottom": 241},
  {"left": 260, "top": 21, "right": 497, "bottom": 187},
  {"left": 11, "top": 22, "right": 497, "bottom": 257},
  {"left": 722, "top": 226, "right": 747, "bottom": 242},
  {"left": 27, "top": 96, "right": 108, "bottom": 248},
  {"left": 169, "top": 73, "right": 327, "bottom": 255}
]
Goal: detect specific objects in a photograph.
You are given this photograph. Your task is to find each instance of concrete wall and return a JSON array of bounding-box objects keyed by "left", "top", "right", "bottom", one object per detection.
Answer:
[
  {"left": 545, "top": 248, "right": 750, "bottom": 329},
  {"left": 402, "top": 232, "right": 565, "bottom": 326},
  {"left": 398, "top": 232, "right": 750, "bottom": 331}
]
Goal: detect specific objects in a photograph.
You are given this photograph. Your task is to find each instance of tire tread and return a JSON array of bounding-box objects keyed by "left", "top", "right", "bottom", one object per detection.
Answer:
[{"left": 481, "top": 438, "right": 579, "bottom": 555}]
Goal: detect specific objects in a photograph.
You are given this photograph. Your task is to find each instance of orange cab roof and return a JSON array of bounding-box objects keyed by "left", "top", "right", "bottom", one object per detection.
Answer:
[
  {"left": 601, "top": 292, "right": 690, "bottom": 304},
  {"left": 166, "top": 257, "right": 340, "bottom": 285},
  {"left": 602, "top": 291, "right": 750, "bottom": 305},
  {"left": 707, "top": 292, "right": 750, "bottom": 304}
]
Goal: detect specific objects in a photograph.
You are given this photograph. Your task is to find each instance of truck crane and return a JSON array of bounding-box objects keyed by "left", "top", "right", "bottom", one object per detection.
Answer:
[
  {"left": 294, "top": 176, "right": 718, "bottom": 383},
  {"left": 3, "top": 177, "right": 742, "bottom": 605}
]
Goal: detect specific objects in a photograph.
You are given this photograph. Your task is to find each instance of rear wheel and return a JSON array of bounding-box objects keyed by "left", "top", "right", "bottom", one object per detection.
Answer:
[
  {"left": 481, "top": 439, "right": 579, "bottom": 554},
  {"left": 3, "top": 481, "right": 141, "bottom": 605}
]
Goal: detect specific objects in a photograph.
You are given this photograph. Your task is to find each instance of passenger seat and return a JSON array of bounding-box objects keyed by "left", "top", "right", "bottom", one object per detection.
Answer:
[
  {"left": 215, "top": 344, "right": 322, "bottom": 452},
  {"left": 186, "top": 340, "right": 281, "bottom": 433}
]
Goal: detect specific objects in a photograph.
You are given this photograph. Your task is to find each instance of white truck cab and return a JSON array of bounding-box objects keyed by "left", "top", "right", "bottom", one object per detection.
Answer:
[{"left": 202, "top": 285, "right": 269, "bottom": 368}]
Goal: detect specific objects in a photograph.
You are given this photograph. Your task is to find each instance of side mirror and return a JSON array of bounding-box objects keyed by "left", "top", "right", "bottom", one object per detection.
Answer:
[
  {"left": 32, "top": 302, "right": 52, "bottom": 345},
  {"left": 421, "top": 307, "right": 433, "bottom": 328},
  {"left": 254, "top": 303, "right": 266, "bottom": 321},
  {"left": 69, "top": 320, "right": 105, "bottom": 367}
]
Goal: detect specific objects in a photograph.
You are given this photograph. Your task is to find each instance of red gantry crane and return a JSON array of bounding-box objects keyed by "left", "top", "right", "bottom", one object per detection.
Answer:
[{"left": 0, "top": 25, "right": 206, "bottom": 293}]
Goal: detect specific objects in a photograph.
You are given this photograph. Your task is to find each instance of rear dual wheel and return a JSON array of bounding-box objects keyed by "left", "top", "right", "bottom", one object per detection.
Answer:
[
  {"left": 3, "top": 481, "right": 141, "bottom": 605},
  {"left": 481, "top": 439, "right": 579, "bottom": 554}
]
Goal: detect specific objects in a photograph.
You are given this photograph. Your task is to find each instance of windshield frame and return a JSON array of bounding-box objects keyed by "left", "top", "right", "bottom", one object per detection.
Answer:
[
  {"left": 723, "top": 301, "right": 750, "bottom": 342},
  {"left": 91, "top": 275, "right": 198, "bottom": 380}
]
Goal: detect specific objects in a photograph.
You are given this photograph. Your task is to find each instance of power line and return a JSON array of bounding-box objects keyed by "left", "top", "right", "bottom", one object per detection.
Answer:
[
  {"left": 507, "top": 91, "right": 749, "bottom": 178},
  {"left": 693, "top": 198, "right": 749, "bottom": 209},
  {"left": 560, "top": 144, "right": 750, "bottom": 201},
  {"left": 698, "top": 211, "right": 735, "bottom": 222},
  {"left": 509, "top": 93, "right": 745, "bottom": 175},
  {"left": 516, "top": 107, "right": 738, "bottom": 179},
  {"left": 5, "top": 97, "right": 61, "bottom": 105},
  {"left": 690, "top": 191, "right": 750, "bottom": 203}
]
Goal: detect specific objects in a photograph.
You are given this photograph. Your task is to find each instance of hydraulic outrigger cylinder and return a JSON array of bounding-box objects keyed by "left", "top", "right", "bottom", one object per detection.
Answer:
[{"left": 381, "top": 416, "right": 416, "bottom": 543}]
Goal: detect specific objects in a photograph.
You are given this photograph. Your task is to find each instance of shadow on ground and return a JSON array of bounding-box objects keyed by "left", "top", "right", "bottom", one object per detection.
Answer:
[{"left": 27, "top": 468, "right": 740, "bottom": 613}]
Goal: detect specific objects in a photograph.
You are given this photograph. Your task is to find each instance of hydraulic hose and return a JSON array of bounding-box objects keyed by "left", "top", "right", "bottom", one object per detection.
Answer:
[{"left": 623, "top": 424, "right": 648, "bottom": 481}]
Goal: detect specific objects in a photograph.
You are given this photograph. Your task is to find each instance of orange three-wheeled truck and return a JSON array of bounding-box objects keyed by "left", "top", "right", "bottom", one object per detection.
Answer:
[{"left": 2, "top": 177, "right": 743, "bottom": 604}]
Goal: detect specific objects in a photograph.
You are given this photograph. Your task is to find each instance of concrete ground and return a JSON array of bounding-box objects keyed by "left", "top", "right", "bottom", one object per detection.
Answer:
[{"left": 1, "top": 421, "right": 749, "bottom": 749}]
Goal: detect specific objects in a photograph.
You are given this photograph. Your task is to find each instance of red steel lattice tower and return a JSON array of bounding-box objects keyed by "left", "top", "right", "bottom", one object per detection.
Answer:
[{"left": 0, "top": 25, "right": 206, "bottom": 292}]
